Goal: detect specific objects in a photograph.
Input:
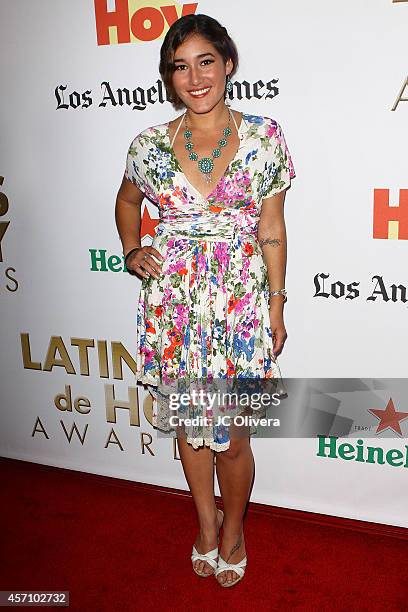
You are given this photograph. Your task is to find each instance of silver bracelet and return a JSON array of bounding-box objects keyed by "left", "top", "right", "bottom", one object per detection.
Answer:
[{"left": 268, "top": 288, "right": 287, "bottom": 302}]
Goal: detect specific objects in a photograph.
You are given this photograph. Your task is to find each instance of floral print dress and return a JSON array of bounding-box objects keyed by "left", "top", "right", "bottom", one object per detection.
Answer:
[{"left": 124, "top": 112, "right": 295, "bottom": 451}]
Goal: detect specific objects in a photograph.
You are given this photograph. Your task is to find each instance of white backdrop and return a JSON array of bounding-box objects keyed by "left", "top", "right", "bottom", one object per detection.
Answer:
[{"left": 1, "top": 0, "right": 407, "bottom": 527}]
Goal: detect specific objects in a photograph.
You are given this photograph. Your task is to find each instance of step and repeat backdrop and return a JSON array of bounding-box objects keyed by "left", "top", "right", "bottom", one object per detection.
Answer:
[{"left": 1, "top": 0, "right": 407, "bottom": 527}]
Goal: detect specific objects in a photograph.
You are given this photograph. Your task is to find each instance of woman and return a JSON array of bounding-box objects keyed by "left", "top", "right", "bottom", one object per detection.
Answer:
[{"left": 115, "top": 14, "right": 295, "bottom": 588}]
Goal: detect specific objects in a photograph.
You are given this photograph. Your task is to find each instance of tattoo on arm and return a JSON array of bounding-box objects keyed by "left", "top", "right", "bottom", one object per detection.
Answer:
[{"left": 259, "top": 237, "right": 282, "bottom": 249}]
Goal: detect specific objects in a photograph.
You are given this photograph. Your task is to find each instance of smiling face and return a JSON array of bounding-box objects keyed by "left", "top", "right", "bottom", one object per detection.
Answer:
[{"left": 171, "top": 33, "right": 233, "bottom": 114}]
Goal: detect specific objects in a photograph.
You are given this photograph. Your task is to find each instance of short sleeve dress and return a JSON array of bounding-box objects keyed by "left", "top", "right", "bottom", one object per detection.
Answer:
[{"left": 124, "top": 113, "right": 295, "bottom": 451}]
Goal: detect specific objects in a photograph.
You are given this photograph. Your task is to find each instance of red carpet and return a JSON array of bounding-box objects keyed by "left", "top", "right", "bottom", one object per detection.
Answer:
[{"left": 1, "top": 457, "right": 407, "bottom": 611}]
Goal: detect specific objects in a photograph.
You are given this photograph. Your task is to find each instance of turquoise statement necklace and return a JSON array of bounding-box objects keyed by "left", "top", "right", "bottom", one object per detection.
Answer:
[{"left": 183, "top": 109, "right": 233, "bottom": 184}]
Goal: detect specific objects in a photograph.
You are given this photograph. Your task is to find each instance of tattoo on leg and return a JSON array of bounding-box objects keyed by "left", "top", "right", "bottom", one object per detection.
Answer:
[
  {"left": 226, "top": 535, "right": 242, "bottom": 563},
  {"left": 259, "top": 237, "right": 282, "bottom": 249}
]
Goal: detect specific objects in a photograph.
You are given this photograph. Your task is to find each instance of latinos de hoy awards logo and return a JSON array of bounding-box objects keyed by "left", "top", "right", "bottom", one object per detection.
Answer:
[
  {"left": 391, "top": 0, "right": 408, "bottom": 110},
  {"left": 373, "top": 189, "right": 408, "bottom": 240},
  {"left": 94, "top": 0, "right": 198, "bottom": 45}
]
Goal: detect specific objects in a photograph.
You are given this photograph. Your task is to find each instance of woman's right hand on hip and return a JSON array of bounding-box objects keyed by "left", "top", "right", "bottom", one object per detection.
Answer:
[{"left": 126, "top": 246, "right": 164, "bottom": 279}]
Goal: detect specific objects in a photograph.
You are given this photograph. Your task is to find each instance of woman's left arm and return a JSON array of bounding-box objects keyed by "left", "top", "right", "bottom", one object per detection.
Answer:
[{"left": 257, "top": 189, "right": 288, "bottom": 356}]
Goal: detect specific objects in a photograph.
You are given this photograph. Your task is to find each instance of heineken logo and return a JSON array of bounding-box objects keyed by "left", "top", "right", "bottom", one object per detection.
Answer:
[
  {"left": 317, "top": 436, "right": 408, "bottom": 468},
  {"left": 368, "top": 398, "right": 408, "bottom": 435}
]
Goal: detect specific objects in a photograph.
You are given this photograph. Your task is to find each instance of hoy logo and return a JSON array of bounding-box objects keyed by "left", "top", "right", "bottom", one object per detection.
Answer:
[
  {"left": 94, "top": 0, "right": 198, "bottom": 46},
  {"left": 373, "top": 189, "right": 408, "bottom": 240}
]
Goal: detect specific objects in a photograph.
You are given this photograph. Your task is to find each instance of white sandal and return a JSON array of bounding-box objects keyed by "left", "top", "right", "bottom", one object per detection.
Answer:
[
  {"left": 215, "top": 555, "right": 247, "bottom": 587},
  {"left": 191, "top": 545, "right": 219, "bottom": 577},
  {"left": 191, "top": 508, "right": 224, "bottom": 578}
]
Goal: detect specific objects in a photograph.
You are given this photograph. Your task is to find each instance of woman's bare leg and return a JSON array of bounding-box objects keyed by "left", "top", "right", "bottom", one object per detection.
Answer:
[
  {"left": 215, "top": 434, "right": 254, "bottom": 585},
  {"left": 177, "top": 437, "right": 223, "bottom": 575}
]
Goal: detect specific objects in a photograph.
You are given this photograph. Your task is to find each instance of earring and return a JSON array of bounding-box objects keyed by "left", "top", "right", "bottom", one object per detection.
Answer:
[{"left": 226, "top": 76, "right": 233, "bottom": 93}]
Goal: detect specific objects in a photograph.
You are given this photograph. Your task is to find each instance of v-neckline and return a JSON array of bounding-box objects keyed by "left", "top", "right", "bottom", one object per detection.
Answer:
[{"left": 165, "top": 112, "right": 248, "bottom": 202}]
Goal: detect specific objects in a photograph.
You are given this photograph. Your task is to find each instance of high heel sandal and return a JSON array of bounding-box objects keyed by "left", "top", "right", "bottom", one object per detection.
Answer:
[
  {"left": 215, "top": 554, "right": 247, "bottom": 587},
  {"left": 191, "top": 508, "right": 224, "bottom": 577}
]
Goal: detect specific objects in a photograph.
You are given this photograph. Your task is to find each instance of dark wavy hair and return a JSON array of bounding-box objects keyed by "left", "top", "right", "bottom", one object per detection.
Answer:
[{"left": 159, "top": 14, "right": 239, "bottom": 110}]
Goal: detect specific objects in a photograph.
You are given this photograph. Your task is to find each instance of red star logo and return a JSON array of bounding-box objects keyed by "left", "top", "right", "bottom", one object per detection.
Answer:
[
  {"left": 140, "top": 205, "right": 159, "bottom": 240},
  {"left": 368, "top": 398, "right": 408, "bottom": 436}
]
